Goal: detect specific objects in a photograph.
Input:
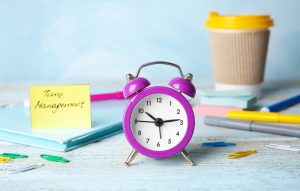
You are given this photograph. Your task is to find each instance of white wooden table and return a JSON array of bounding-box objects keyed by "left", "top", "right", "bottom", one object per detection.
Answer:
[{"left": 1, "top": 80, "right": 300, "bottom": 191}]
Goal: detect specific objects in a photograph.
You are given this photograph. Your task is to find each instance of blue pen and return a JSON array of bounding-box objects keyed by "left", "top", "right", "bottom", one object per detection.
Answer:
[{"left": 261, "top": 94, "right": 300, "bottom": 112}]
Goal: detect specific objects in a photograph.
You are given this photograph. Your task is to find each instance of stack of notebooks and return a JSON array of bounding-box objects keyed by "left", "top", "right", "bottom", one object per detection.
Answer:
[
  {"left": 198, "top": 90, "right": 257, "bottom": 109},
  {"left": 0, "top": 100, "right": 127, "bottom": 151}
]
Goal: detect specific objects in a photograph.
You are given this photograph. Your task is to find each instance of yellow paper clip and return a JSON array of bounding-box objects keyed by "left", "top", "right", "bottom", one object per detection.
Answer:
[
  {"left": 227, "top": 150, "right": 257, "bottom": 159},
  {"left": 0, "top": 156, "right": 12, "bottom": 163}
]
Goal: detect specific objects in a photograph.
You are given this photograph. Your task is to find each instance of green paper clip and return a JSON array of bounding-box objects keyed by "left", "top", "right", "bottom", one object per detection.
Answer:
[
  {"left": 0, "top": 153, "right": 28, "bottom": 159},
  {"left": 40, "top": 154, "right": 70, "bottom": 163}
]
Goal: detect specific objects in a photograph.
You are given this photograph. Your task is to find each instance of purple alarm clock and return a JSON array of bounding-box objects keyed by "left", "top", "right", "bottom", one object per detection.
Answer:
[{"left": 123, "top": 61, "right": 196, "bottom": 166}]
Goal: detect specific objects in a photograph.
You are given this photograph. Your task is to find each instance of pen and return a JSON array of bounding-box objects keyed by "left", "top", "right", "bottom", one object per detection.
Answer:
[
  {"left": 227, "top": 110, "right": 300, "bottom": 124},
  {"left": 204, "top": 116, "right": 300, "bottom": 138},
  {"left": 261, "top": 94, "right": 300, "bottom": 112}
]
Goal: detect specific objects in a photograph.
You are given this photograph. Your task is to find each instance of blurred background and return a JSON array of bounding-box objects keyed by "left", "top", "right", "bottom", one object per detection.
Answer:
[{"left": 0, "top": 0, "right": 299, "bottom": 83}]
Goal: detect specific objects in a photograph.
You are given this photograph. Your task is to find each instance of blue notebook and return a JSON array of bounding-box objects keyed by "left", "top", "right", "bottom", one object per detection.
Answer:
[
  {"left": 0, "top": 101, "right": 126, "bottom": 151},
  {"left": 198, "top": 89, "right": 257, "bottom": 109},
  {"left": 200, "top": 96, "right": 257, "bottom": 109}
]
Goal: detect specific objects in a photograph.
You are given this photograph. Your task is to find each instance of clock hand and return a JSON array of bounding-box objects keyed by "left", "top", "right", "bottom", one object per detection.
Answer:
[
  {"left": 135, "top": 119, "right": 155, "bottom": 123},
  {"left": 145, "top": 112, "right": 157, "bottom": 121},
  {"left": 163, "top": 119, "right": 181, "bottom": 123},
  {"left": 158, "top": 125, "right": 162, "bottom": 139}
]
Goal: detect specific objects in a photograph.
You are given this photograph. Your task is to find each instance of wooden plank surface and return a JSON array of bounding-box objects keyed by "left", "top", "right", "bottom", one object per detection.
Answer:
[{"left": 1, "top": 80, "right": 300, "bottom": 191}]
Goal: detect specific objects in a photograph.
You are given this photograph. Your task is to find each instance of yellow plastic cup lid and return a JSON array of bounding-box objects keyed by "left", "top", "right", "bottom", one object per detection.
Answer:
[{"left": 205, "top": 11, "right": 274, "bottom": 30}]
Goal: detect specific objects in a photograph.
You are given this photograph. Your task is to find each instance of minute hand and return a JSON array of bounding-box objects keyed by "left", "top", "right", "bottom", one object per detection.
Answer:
[{"left": 163, "top": 119, "right": 181, "bottom": 123}]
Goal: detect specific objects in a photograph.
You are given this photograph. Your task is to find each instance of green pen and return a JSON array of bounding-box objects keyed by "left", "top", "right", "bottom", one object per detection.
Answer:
[
  {"left": 40, "top": 154, "right": 70, "bottom": 163},
  {"left": 0, "top": 153, "right": 28, "bottom": 159}
]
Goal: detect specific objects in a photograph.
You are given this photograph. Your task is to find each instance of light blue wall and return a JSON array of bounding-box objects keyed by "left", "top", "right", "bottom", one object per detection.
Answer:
[{"left": 0, "top": 0, "right": 299, "bottom": 82}]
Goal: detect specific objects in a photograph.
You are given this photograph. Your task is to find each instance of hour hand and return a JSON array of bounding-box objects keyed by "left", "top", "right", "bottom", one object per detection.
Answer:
[
  {"left": 145, "top": 112, "right": 157, "bottom": 121},
  {"left": 135, "top": 119, "right": 155, "bottom": 123},
  {"left": 163, "top": 119, "right": 181, "bottom": 123}
]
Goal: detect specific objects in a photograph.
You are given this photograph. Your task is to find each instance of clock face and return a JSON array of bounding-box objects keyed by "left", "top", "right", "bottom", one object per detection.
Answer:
[{"left": 130, "top": 93, "right": 188, "bottom": 151}]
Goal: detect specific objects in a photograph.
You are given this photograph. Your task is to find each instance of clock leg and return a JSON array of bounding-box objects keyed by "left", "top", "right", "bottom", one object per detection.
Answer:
[
  {"left": 181, "top": 149, "right": 196, "bottom": 166},
  {"left": 124, "top": 149, "right": 138, "bottom": 167}
]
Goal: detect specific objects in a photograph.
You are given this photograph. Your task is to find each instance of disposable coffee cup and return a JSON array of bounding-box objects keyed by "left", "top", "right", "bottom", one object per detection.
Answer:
[{"left": 205, "top": 12, "right": 274, "bottom": 97}]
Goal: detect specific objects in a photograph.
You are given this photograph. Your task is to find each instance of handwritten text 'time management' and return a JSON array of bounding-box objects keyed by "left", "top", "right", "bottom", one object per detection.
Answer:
[{"left": 34, "top": 90, "right": 85, "bottom": 114}]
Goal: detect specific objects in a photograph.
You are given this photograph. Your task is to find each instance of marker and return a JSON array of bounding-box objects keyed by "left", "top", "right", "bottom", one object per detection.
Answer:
[
  {"left": 90, "top": 91, "right": 125, "bottom": 102},
  {"left": 204, "top": 116, "right": 300, "bottom": 137},
  {"left": 227, "top": 110, "right": 300, "bottom": 124},
  {"left": 261, "top": 94, "right": 300, "bottom": 112}
]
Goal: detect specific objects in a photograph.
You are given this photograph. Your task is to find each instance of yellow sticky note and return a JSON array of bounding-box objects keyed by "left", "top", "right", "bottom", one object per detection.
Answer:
[{"left": 30, "top": 85, "right": 91, "bottom": 129}]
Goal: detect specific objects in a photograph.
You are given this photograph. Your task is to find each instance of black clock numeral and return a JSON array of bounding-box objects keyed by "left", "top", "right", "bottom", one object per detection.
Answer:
[
  {"left": 168, "top": 139, "right": 171, "bottom": 144},
  {"left": 138, "top": 130, "right": 141, "bottom": 135},
  {"left": 176, "top": 131, "right": 179, "bottom": 136},
  {"left": 157, "top": 142, "right": 160, "bottom": 147},
  {"left": 156, "top": 98, "right": 162, "bottom": 103},
  {"left": 177, "top": 109, "right": 180, "bottom": 114},
  {"left": 169, "top": 101, "right": 172, "bottom": 106},
  {"left": 134, "top": 119, "right": 138, "bottom": 124},
  {"left": 180, "top": 120, "right": 183, "bottom": 125},
  {"left": 138, "top": 108, "right": 144, "bottom": 113},
  {"left": 146, "top": 138, "right": 150, "bottom": 143},
  {"left": 146, "top": 101, "right": 151, "bottom": 106}
]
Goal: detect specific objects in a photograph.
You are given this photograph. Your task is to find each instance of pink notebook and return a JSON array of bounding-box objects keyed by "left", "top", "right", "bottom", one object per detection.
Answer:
[{"left": 193, "top": 103, "right": 242, "bottom": 117}]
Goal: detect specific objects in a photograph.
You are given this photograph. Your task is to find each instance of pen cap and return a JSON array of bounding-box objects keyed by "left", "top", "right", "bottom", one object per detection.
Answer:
[{"left": 204, "top": 116, "right": 251, "bottom": 131}]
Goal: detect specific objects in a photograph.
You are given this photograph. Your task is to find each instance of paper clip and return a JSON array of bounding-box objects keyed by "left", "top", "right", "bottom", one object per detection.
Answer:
[
  {"left": 202, "top": 142, "right": 236, "bottom": 147},
  {"left": 8, "top": 163, "right": 45, "bottom": 174},
  {"left": 40, "top": 154, "right": 70, "bottom": 163},
  {"left": 0, "top": 153, "right": 28, "bottom": 159},
  {"left": 227, "top": 150, "right": 257, "bottom": 159},
  {"left": 0, "top": 156, "right": 12, "bottom": 163},
  {"left": 265, "top": 144, "right": 300, "bottom": 152}
]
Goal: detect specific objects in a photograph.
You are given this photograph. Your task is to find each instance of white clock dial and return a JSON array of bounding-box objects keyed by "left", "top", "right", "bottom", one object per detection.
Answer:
[{"left": 130, "top": 93, "right": 188, "bottom": 151}]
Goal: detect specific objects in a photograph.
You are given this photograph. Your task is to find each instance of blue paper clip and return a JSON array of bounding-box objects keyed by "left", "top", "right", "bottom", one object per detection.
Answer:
[{"left": 202, "top": 142, "right": 236, "bottom": 147}]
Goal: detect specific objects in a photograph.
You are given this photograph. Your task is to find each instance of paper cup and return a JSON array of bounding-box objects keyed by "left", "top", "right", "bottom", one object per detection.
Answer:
[{"left": 205, "top": 12, "right": 274, "bottom": 97}]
